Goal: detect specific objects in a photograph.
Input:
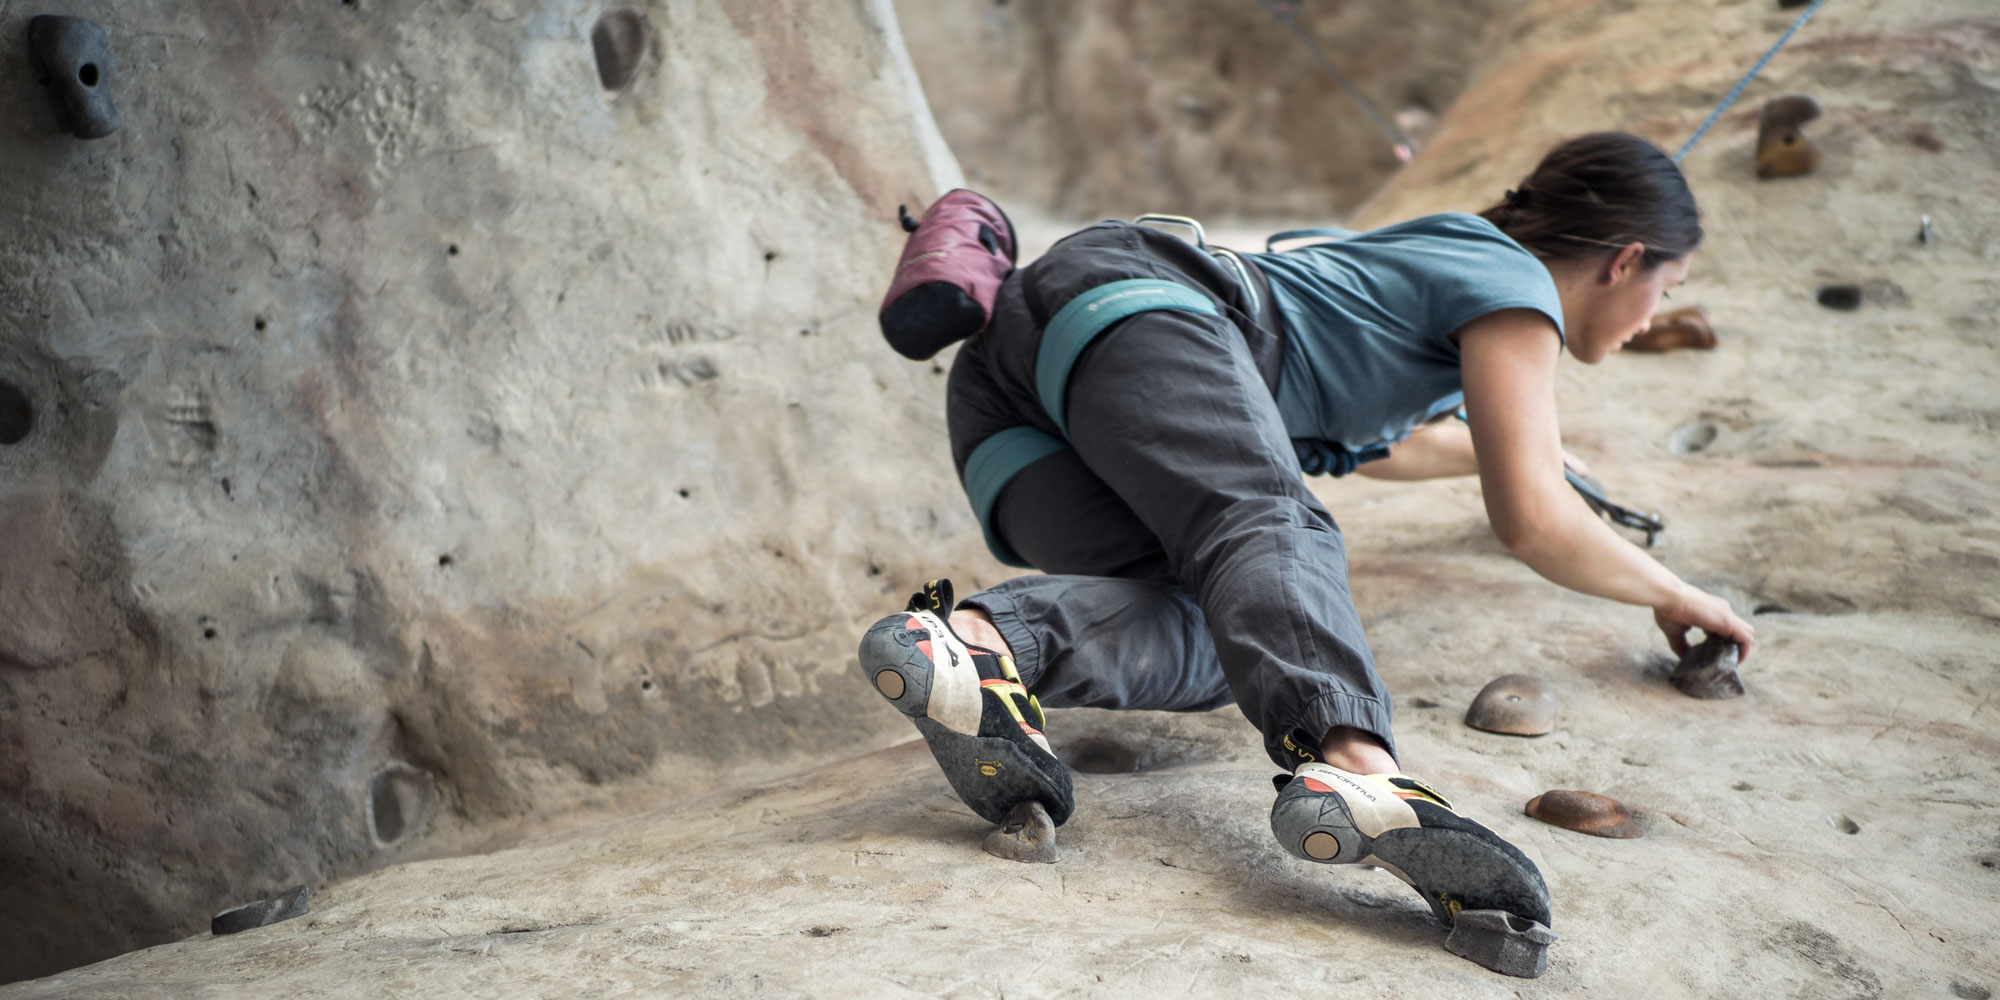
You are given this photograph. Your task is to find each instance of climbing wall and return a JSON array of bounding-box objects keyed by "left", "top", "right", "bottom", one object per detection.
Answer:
[
  {"left": 892, "top": 0, "right": 1509, "bottom": 220},
  {"left": 0, "top": 0, "right": 974, "bottom": 981}
]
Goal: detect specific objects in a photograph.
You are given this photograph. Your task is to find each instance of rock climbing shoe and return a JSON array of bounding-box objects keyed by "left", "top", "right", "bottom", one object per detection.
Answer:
[
  {"left": 1271, "top": 763, "right": 1553, "bottom": 931},
  {"left": 858, "top": 578, "right": 1074, "bottom": 826}
]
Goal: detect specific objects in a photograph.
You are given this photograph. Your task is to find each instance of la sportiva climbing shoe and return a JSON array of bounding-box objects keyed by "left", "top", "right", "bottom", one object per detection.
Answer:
[
  {"left": 1271, "top": 763, "right": 1553, "bottom": 929},
  {"left": 858, "top": 578, "right": 1074, "bottom": 826}
]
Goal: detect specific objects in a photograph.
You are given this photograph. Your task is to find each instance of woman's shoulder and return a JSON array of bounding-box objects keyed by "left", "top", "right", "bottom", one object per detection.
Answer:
[{"left": 1367, "top": 212, "right": 1523, "bottom": 250}]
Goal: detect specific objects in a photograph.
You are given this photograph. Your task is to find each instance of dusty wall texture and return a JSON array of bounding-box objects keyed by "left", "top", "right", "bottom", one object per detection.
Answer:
[
  {"left": 0, "top": 0, "right": 983, "bottom": 982},
  {"left": 892, "top": 0, "right": 1507, "bottom": 220}
]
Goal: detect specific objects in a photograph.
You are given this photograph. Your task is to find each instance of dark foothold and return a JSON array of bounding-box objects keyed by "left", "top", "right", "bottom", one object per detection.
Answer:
[
  {"left": 1817, "top": 284, "right": 1862, "bottom": 311},
  {"left": 982, "top": 801, "right": 1059, "bottom": 864},
  {"left": 1525, "top": 789, "right": 1646, "bottom": 838},
  {"left": 1627, "top": 306, "right": 1716, "bottom": 353},
  {"left": 0, "top": 379, "right": 33, "bottom": 445},
  {"left": 210, "top": 885, "right": 310, "bottom": 935},
  {"left": 1464, "top": 674, "right": 1557, "bottom": 736},
  {"left": 1670, "top": 633, "right": 1746, "bottom": 699},
  {"left": 1444, "top": 909, "right": 1557, "bottom": 978},
  {"left": 591, "top": 9, "right": 649, "bottom": 92},
  {"left": 1756, "top": 94, "right": 1821, "bottom": 179},
  {"left": 27, "top": 15, "right": 122, "bottom": 139}
]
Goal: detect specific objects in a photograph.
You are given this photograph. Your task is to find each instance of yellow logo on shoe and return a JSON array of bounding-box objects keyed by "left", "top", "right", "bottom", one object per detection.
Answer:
[{"left": 975, "top": 758, "right": 1004, "bottom": 776}]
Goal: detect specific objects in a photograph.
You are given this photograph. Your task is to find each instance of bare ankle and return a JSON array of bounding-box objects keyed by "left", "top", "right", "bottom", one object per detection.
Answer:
[
  {"left": 1317, "top": 726, "right": 1398, "bottom": 775},
  {"left": 948, "top": 608, "right": 1013, "bottom": 660}
]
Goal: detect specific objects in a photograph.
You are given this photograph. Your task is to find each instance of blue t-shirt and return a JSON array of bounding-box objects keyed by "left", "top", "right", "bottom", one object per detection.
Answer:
[{"left": 1249, "top": 213, "right": 1564, "bottom": 453}]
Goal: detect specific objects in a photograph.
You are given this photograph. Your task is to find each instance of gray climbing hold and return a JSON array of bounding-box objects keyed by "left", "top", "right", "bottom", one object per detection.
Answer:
[
  {"left": 210, "top": 885, "right": 310, "bottom": 935},
  {"left": 1464, "top": 674, "right": 1558, "bottom": 736},
  {"left": 1445, "top": 908, "right": 1558, "bottom": 978},
  {"left": 27, "top": 15, "right": 121, "bottom": 139},
  {"left": 982, "top": 801, "right": 1059, "bottom": 864},
  {"left": 1669, "top": 633, "right": 1746, "bottom": 699}
]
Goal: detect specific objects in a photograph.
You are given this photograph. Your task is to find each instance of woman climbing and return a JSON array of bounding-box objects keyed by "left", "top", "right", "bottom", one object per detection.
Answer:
[{"left": 857, "top": 132, "right": 1755, "bottom": 967}]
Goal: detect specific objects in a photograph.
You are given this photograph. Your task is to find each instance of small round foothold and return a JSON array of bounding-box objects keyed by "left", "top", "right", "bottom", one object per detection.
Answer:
[
  {"left": 1465, "top": 674, "right": 1558, "bottom": 736},
  {"left": 1756, "top": 94, "right": 1823, "bottom": 179},
  {"left": 1525, "top": 790, "right": 1645, "bottom": 838},
  {"left": 1627, "top": 306, "right": 1716, "bottom": 353},
  {"left": 983, "top": 801, "right": 1059, "bottom": 863},
  {"left": 873, "top": 669, "right": 906, "bottom": 700},
  {"left": 1303, "top": 831, "right": 1341, "bottom": 860}
]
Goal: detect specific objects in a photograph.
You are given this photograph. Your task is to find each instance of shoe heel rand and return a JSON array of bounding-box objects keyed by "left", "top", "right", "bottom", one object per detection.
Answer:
[{"left": 1271, "top": 783, "right": 1366, "bottom": 864}]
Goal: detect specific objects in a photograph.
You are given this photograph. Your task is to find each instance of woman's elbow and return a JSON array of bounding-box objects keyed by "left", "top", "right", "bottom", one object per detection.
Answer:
[{"left": 1489, "top": 511, "right": 1559, "bottom": 557}]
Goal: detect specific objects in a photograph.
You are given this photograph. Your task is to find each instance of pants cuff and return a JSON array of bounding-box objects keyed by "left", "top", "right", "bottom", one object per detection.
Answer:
[
  {"left": 956, "top": 588, "right": 1044, "bottom": 688},
  {"left": 1275, "top": 690, "right": 1398, "bottom": 770}
]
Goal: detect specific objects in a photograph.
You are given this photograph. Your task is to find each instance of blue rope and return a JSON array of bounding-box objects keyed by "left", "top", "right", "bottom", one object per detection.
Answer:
[{"left": 1674, "top": 0, "right": 1833, "bottom": 163}]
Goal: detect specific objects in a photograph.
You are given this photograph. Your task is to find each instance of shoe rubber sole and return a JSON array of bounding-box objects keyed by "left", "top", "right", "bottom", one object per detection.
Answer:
[
  {"left": 860, "top": 609, "right": 1069, "bottom": 826},
  {"left": 1271, "top": 764, "right": 1552, "bottom": 928}
]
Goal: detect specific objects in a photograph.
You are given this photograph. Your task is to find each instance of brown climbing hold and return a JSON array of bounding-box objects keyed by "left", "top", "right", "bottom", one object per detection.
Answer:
[
  {"left": 983, "top": 800, "right": 1059, "bottom": 864},
  {"left": 1757, "top": 94, "right": 1822, "bottom": 179},
  {"left": 1627, "top": 306, "right": 1716, "bottom": 353},
  {"left": 1464, "top": 674, "right": 1557, "bottom": 737},
  {"left": 1525, "top": 790, "right": 1644, "bottom": 839}
]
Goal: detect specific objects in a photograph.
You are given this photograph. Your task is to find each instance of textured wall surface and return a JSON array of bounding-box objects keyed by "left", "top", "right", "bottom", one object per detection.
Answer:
[
  {"left": 893, "top": 0, "right": 1506, "bottom": 220},
  {"left": 0, "top": 0, "right": 979, "bottom": 981}
]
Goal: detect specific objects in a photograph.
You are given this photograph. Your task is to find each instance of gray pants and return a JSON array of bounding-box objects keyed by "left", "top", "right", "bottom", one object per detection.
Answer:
[{"left": 945, "top": 222, "right": 1397, "bottom": 769}]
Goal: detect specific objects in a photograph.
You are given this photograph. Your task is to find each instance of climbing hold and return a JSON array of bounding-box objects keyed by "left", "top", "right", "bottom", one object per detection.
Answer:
[
  {"left": 1817, "top": 284, "right": 1862, "bottom": 310},
  {"left": 982, "top": 800, "right": 1059, "bottom": 864},
  {"left": 1445, "top": 909, "right": 1557, "bottom": 978},
  {"left": 1525, "top": 790, "right": 1645, "bottom": 839},
  {"left": 1756, "top": 94, "right": 1821, "bottom": 179},
  {"left": 0, "top": 378, "right": 33, "bottom": 445},
  {"left": 1464, "top": 674, "right": 1557, "bottom": 736},
  {"left": 1670, "top": 632, "right": 1746, "bottom": 699},
  {"left": 27, "top": 15, "right": 121, "bottom": 139},
  {"left": 210, "top": 885, "right": 310, "bottom": 935},
  {"left": 1627, "top": 306, "right": 1716, "bottom": 353},
  {"left": 591, "top": 9, "right": 650, "bottom": 92}
]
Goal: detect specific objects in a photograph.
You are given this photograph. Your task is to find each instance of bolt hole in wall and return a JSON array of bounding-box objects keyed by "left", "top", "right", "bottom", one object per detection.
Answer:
[
  {"left": 591, "top": 9, "right": 649, "bottom": 92},
  {"left": 0, "top": 379, "right": 33, "bottom": 444}
]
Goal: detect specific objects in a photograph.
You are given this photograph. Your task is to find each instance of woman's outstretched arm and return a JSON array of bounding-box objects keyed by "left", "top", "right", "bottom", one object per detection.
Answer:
[{"left": 1456, "top": 308, "right": 1755, "bottom": 658}]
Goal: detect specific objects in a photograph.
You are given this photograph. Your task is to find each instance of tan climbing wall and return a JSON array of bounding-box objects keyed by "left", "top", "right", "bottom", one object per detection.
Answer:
[
  {"left": 0, "top": 0, "right": 979, "bottom": 982},
  {"left": 892, "top": 0, "right": 1509, "bottom": 221}
]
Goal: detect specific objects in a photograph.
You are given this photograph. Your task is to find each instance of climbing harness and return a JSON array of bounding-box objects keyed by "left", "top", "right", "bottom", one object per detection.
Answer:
[
  {"left": 962, "top": 278, "right": 1222, "bottom": 566},
  {"left": 1254, "top": 0, "right": 1415, "bottom": 163},
  {"left": 1674, "top": 0, "right": 1832, "bottom": 162}
]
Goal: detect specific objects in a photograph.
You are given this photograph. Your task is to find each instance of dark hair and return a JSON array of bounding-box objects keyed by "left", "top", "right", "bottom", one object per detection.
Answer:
[{"left": 1480, "top": 132, "right": 1702, "bottom": 268}]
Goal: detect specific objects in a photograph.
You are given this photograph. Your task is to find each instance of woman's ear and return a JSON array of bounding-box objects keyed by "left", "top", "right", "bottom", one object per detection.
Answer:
[{"left": 1604, "top": 241, "right": 1648, "bottom": 284}]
